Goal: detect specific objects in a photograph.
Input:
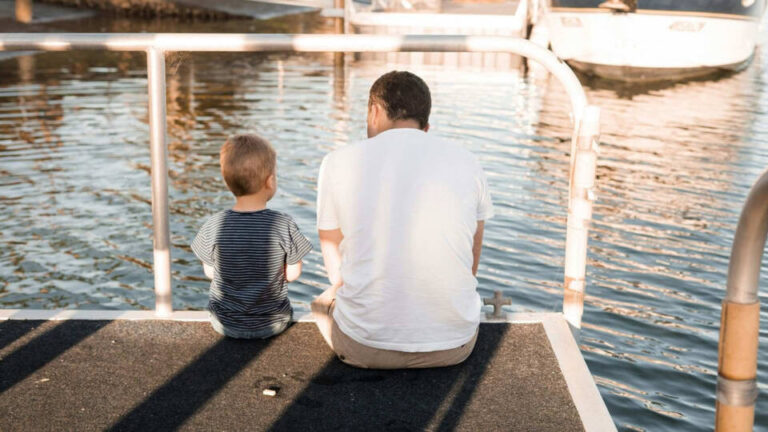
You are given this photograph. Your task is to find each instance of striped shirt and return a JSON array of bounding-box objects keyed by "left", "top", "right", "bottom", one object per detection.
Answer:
[{"left": 191, "top": 209, "right": 312, "bottom": 335}]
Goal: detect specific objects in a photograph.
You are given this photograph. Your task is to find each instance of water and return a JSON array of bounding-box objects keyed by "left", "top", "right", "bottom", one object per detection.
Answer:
[{"left": 1, "top": 13, "right": 768, "bottom": 432}]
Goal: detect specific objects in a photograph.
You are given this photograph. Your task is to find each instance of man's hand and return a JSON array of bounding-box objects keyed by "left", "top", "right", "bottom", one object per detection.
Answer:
[
  {"left": 472, "top": 221, "right": 485, "bottom": 276},
  {"left": 319, "top": 228, "right": 344, "bottom": 287}
]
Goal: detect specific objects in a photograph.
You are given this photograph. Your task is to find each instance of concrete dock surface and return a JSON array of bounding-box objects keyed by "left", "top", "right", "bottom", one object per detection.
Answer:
[{"left": 0, "top": 320, "right": 589, "bottom": 431}]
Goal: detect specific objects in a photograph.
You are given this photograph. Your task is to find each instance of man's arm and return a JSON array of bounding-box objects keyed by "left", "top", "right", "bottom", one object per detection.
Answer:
[
  {"left": 319, "top": 228, "right": 344, "bottom": 288},
  {"left": 286, "top": 261, "right": 302, "bottom": 282},
  {"left": 472, "top": 221, "right": 485, "bottom": 276}
]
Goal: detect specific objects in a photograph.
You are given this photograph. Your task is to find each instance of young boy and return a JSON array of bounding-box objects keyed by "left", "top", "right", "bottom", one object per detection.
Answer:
[{"left": 191, "top": 134, "right": 312, "bottom": 339}]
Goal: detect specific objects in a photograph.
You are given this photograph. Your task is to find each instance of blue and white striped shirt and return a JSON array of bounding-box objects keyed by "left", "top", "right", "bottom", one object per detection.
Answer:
[{"left": 191, "top": 209, "right": 312, "bottom": 334}]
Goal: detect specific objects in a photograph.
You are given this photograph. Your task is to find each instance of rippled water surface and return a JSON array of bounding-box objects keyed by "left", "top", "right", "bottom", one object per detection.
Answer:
[{"left": 2, "top": 14, "right": 768, "bottom": 432}]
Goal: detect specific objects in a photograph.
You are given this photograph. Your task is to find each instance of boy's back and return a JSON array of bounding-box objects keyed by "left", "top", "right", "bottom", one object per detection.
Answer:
[{"left": 193, "top": 209, "right": 311, "bottom": 337}]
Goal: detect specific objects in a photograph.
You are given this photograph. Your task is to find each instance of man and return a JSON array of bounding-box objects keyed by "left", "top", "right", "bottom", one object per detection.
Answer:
[{"left": 312, "top": 71, "right": 494, "bottom": 369}]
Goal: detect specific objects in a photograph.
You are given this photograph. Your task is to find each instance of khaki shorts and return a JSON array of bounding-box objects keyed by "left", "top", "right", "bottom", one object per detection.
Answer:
[{"left": 311, "top": 288, "right": 478, "bottom": 369}]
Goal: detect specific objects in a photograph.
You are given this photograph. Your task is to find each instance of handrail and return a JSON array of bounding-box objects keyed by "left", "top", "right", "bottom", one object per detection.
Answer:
[
  {"left": 715, "top": 169, "right": 767, "bottom": 431},
  {"left": 0, "top": 33, "right": 598, "bottom": 327},
  {"left": 0, "top": 34, "right": 588, "bottom": 120}
]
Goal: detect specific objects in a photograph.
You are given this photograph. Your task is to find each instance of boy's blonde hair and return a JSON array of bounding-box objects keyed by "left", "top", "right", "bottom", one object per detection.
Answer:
[{"left": 220, "top": 134, "right": 276, "bottom": 197}]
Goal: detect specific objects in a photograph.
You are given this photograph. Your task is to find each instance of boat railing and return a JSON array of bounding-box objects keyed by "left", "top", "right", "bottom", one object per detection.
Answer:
[
  {"left": 716, "top": 169, "right": 768, "bottom": 431},
  {"left": 0, "top": 33, "right": 600, "bottom": 329}
]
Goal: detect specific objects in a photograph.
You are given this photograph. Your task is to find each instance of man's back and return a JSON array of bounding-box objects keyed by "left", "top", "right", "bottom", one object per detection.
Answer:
[{"left": 317, "top": 128, "right": 494, "bottom": 352}]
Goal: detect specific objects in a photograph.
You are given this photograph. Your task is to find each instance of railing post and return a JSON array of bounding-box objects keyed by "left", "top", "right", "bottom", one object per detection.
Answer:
[
  {"left": 563, "top": 105, "right": 600, "bottom": 330},
  {"left": 334, "top": 0, "right": 346, "bottom": 35},
  {"left": 146, "top": 47, "right": 173, "bottom": 317},
  {"left": 15, "top": 0, "right": 33, "bottom": 23},
  {"left": 334, "top": 0, "right": 346, "bottom": 67},
  {"left": 715, "top": 170, "right": 768, "bottom": 431}
]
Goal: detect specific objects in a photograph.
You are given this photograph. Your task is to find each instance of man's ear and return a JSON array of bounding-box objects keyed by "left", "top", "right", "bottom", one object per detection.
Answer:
[
  {"left": 423, "top": 123, "right": 430, "bottom": 132},
  {"left": 369, "top": 103, "right": 379, "bottom": 126}
]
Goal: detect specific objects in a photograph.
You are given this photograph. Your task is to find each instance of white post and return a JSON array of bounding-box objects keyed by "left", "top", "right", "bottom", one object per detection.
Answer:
[
  {"left": 563, "top": 106, "right": 600, "bottom": 329},
  {"left": 146, "top": 47, "right": 173, "bottom": 317}
]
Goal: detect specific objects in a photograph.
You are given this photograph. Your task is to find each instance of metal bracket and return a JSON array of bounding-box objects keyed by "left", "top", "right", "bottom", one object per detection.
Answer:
[{"left": 717, "top": 376, "right": 758, "bottom": 407}]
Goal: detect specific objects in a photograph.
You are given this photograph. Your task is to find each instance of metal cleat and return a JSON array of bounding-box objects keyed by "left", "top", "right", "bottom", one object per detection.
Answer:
[{"left": 483, "top": 290, "right": 512, "bottom": 320}]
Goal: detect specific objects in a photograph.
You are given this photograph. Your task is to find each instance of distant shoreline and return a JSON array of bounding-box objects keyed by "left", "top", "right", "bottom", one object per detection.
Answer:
[{"left": 35, "top": 0, "right": 314, "bottom": 19}]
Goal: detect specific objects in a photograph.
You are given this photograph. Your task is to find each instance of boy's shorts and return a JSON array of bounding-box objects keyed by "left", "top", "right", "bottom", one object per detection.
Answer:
[{"left": 209, "top": 312, "right": 292, "bottom": 339}]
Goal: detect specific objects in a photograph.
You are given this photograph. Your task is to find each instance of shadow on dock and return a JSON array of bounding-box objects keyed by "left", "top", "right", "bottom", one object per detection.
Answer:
[
  {"left": 0, "top": 320, "right": 110, "bottom": 393},
  {"left": 269, "top": 325, "right": 506, "bottom": 431},
  {"left": 109, "top": 336, "right": 274, "bottom": 431},
  {"left": 0, "top": 321, "right": 583, "bottom": 431}
]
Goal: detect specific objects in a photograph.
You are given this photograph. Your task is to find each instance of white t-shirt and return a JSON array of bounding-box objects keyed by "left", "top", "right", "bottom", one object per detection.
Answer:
[{"left": 317, "top": 128, "right": 494, "bottom": 352}]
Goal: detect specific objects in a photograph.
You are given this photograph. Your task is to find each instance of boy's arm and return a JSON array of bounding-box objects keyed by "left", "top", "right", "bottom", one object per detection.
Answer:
[
  {"left": 472, "top": 221, "right": 485, "bottom": 276},
  {"left": 283, "top": 217, "right": 313, "bottom": 283},
  {"left": 319, "top": 228, "right": 344, "bottom": 288},
  {"left": 203, "top": 263, "right": 215, "bottom": 280},
  {"left": 285, "top": 261, "right": 302, "bottom": 282},
  {"left": 191, "top": 219, "right": 216, "bottom": 280}
]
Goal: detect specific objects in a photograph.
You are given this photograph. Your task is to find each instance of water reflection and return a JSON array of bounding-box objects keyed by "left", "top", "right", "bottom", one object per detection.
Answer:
[{"left": 536, "top": 49, "right": 768, "bottom": 431}]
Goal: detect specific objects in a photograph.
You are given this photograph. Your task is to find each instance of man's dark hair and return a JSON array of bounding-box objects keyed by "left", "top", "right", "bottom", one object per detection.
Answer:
[{"left": 369, "top": 71, "right": 431, "bottom": 129}]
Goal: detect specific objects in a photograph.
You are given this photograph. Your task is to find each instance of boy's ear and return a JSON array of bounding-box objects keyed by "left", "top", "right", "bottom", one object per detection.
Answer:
[{"left": 266, "top": 173, "right": 276, "bottom": 190}]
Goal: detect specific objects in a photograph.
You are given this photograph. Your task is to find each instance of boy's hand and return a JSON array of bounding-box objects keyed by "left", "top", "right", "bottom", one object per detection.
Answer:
[
  {"left": 203, "top": 263, "right": 215, "bottom": 280},
  {"left": 286, "top": 261, "right": 302, "bottom": 282}
]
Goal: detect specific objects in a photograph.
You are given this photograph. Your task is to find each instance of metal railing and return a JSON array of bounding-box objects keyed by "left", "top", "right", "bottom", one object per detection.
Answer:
[
  {"left": 715, "top": 169, "right": 768, "bottom": 431},
  {"left": 0, "top": 33, "right": 600, "bottom": 327}
]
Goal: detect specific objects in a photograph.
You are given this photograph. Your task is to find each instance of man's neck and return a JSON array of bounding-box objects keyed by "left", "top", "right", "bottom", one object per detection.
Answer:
[
  {"left": 371, "top": 121, "right": 425, "bottom": 138},
  {"left": 388, "top": 119, "right": 423, "bottom": 130},
  {"left": 232, "top": 193, "right": 269, "bottom": 212}
]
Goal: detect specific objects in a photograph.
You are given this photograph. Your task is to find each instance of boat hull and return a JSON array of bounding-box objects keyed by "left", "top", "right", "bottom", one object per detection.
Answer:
[
  {"left": 566, "top": 57, "right": 752, "bottom": 82},
  {"left": 546, "top": 1, "right": 764, "bottom": 81}
]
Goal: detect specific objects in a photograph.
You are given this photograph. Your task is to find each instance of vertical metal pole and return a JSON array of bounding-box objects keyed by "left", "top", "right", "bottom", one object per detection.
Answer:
[
  {"left": 563, "top": 105, "right": 600, "bottom": 329},
  {"left": 334, "top": 0, "right": 345, "bottom": 35},
  {"left": 714, "top": 169, "right": 768, "bottom": 431},
  {"left": 333, "top": 0, "right": 346, "bottom": 67},
  {"left": 15, "top": 0, "right": 33, "bottom": 23},
  {"left": 147, "top": 47, "right": 173, "bottom": 317},
  {"left": 17, "top": 54, "right": 34, "bottom": 83}
]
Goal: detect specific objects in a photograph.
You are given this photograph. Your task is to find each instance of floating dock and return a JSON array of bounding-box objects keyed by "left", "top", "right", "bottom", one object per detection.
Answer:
[{"left": 0, "top": 309, "right": 614, "bottom": 431}]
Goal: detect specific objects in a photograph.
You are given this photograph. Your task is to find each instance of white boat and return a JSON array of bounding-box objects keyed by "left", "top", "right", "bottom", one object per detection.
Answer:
[{"left": 545, "top": 0, "right": 767, "bottom": 81}]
